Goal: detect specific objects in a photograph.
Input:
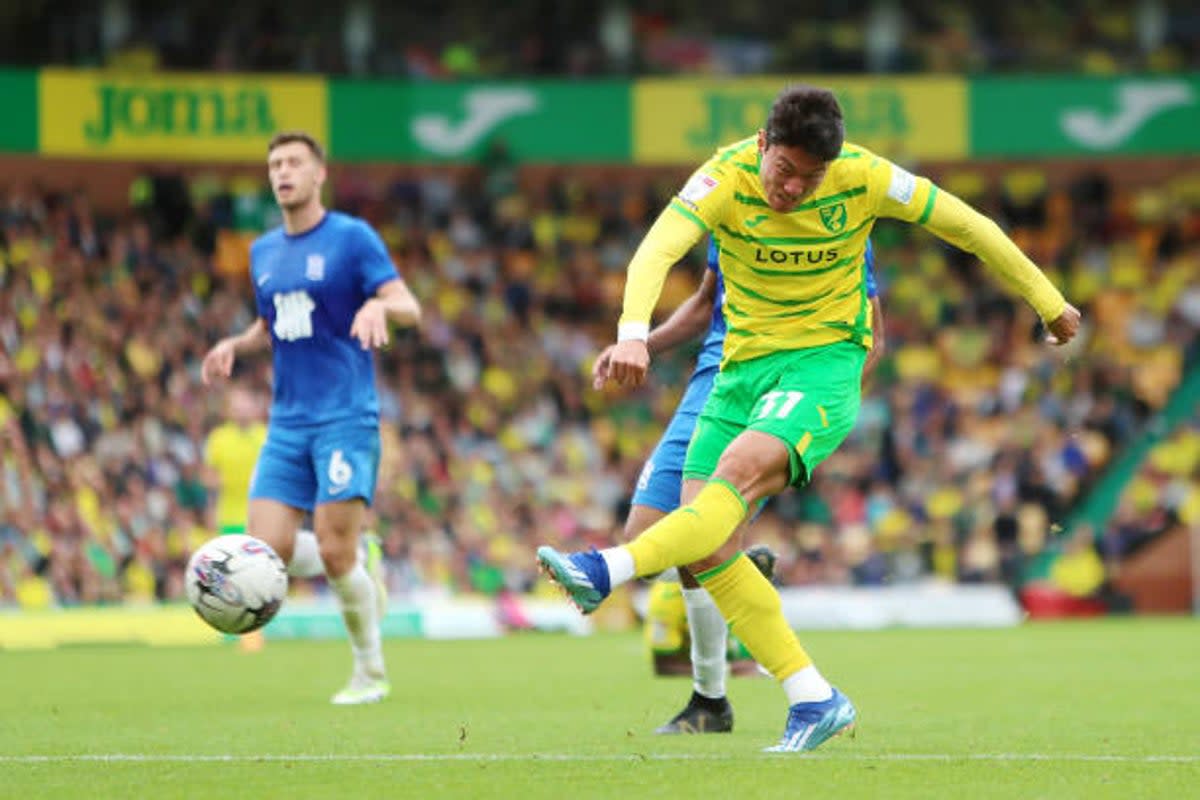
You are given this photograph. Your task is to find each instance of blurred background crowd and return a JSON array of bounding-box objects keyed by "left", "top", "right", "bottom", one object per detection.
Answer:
[
  {"left": 4, "top": 0, "right": 1200, "bottom": 78},
  {"left": 0, "top": 0, "right": 1197, "bottom": 614},
  {"left": 1, "top": 148, "right": 1198, "bottom": 609}
]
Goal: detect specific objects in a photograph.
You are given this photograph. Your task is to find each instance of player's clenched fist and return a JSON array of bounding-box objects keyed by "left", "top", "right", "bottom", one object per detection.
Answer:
[
  {"left": 606, "top": 339, "right": 651, "bottom": 387},
  {"left": 1045, "top": 302, "right": 1082, "bottom": 346}
]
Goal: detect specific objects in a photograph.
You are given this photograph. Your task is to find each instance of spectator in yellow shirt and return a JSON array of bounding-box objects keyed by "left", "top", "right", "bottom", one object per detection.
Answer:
[
  {"left": 1051, "top": 526, "right": 1106, "bottom": 599},
  {"left": 204, "top": 385, "right": 267, "bottom": 537},
  {"left": 203, "top": 384, "right": 268, "bottom": 650}
]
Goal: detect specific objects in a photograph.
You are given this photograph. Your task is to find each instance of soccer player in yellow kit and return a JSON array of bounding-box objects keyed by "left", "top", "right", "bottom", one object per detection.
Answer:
[{"left": 539, "top": 85, "right": 1081, "bottom": 752}]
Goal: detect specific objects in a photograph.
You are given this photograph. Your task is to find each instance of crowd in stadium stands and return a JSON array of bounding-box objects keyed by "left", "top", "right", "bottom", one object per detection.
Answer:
[
  {"left": 0, "top": 158, "right": 1197, "bottom": 611},
  {"left": 5, "top": 1, "right": 1199, "bottom": 77}
]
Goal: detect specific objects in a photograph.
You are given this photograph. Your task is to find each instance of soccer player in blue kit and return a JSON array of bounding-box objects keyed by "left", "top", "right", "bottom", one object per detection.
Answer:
[
  {"left": 202, "top": 132, "right": 421, "bottom": 704},
  {"left": 594, "top": 238, "right": 881, "bottom": 734}
]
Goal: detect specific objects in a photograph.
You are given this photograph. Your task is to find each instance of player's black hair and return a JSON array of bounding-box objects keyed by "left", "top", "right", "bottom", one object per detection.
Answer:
[
  {"left": 764, "top": 85, "right": 844, "bottom": 161},
  {"left": 267, "top": 130, "right": 326, "bottom": 162}
]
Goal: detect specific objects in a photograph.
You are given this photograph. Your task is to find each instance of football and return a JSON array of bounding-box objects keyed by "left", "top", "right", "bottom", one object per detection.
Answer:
[{"left": 185, "top": 535, "right": 288, "bottom": 634}]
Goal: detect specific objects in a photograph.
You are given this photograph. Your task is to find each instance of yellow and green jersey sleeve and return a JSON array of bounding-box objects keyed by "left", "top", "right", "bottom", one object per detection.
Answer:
[
  {"left": 616, "top": 142, "right": 742, "bottom": 338},
  {"left": 866, "top": 155, "right": 1067, "bottom": 322}
]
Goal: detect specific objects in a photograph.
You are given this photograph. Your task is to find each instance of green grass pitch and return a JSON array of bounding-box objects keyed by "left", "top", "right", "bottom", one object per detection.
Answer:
[{"left": 2, "top": 618, "right": 1198, "bottom": 798}]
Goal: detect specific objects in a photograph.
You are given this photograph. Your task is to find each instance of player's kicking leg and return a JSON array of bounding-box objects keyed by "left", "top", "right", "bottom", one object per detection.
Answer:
[{"left": 538, "top": 469, "right": 856, "bottom": 751}]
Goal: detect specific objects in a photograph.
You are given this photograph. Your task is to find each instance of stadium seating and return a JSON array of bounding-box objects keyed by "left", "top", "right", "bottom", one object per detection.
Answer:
[{"left": 0, "top": 165, "right": 1195, "bottom": 609}]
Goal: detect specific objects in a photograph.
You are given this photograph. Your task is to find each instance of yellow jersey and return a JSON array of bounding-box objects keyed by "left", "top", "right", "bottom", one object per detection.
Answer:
[
  {"left": 620, "top": 138, "right": 1066, "bottom": 365},
  {"left": 204, "top": 422, "right": 266, "bottom": 530}
]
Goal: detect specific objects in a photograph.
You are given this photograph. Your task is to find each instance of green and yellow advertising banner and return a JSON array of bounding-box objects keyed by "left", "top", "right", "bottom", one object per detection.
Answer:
[
  {"left": 5, "top": 69, "right": 1197, "bottom": 163},
  {"left": 970, "top": 75, "right": 1200, "bottom": 157},
  {"left": 38, "top": 69, "right": 328, "bottom": 161},
  {"left": 633, "top": 76, "right": 967, "bottom": 164},
  {"left": 330, "top": 80, "right": 630, "bottom": 162}
]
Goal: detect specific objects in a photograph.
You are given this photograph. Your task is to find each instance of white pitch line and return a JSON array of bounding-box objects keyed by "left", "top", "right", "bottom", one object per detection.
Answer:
[{"left": 0, "top": 753, "right": 1197, "bottom": 765}]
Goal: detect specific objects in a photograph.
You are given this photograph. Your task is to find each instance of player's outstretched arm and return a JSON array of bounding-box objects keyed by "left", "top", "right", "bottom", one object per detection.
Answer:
[
  {"left": 915, "top": 188, "right": 1081, "bottom": 346},
  {"left": 349, "top": 278, "right": 421, "bottom": 350},
  {"left": 201, "top": 318, "right": 270, "bottom": 385}
]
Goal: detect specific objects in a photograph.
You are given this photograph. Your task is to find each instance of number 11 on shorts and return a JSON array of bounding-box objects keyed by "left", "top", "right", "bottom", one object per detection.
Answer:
[{"left": 755, "top": 390, "right": 804, "bottom": 420}]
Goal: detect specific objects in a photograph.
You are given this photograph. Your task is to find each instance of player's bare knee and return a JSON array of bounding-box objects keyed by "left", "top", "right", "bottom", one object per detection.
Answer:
[
  {"left": 711, "top": 458, "right": 779, "bottom": 506},
  {"left": 316, "top": 524, "right": 360, "bottom": 577},
  {"left": 313, "top": 499, "right": 366, "bottom": 577},
  {"left": 318, "top": 537, "right": 357, "bottom": 578},
  {"left": 712, "top": 449, "right": 757, "bottom": 489},
  {"left": 713, "top": 445, "right": 789, "bottom": 505},
  {"left": 713, "top": 444, "right": 776, "bottom": 488}
]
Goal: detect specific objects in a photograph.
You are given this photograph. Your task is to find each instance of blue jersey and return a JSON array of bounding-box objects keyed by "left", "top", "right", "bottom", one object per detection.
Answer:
[
  {"left": 697, "top": 239, "right": 877, "bottom": 372},
  {"left": 863, "top": 238, "right": 878, "bottom": 300},
  {"left": 250, "top": 211, "right": 399, "bottom": 427},
  {"left": 695, "top": 240, "right": 727, "bottom": 373}
]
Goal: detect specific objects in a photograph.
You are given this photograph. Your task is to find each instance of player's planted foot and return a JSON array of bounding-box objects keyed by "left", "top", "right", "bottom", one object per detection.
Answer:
[
  {"left": 655, "top": 691, "right": 734, "bottom": 734},
  {"left": 765, "top": 687, "right": 856, "bottom": 752},
  {"left": 331, "top": 672, "right": 391, "bottom": 705},
  {"left": 536, "top": 546, "right": 610, "bottom": 614}
]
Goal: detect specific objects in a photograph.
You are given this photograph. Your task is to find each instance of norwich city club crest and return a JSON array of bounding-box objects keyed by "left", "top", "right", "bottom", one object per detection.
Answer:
[{"left": 819, "top": 202, "right": 847, "bottom": 233}]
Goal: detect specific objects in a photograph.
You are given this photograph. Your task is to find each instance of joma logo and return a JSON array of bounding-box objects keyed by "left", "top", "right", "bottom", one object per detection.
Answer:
[{"left": 84, "top": 84, "right": 276, "bottom": 144}]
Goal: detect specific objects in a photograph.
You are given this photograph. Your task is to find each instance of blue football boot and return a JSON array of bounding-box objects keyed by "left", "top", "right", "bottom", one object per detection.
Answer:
[
  {"left": 536, "top": 546, "right": 611, "bottom": 614},
  {"left": 765, "top": 688, "right": 857, "bottom": 752}
]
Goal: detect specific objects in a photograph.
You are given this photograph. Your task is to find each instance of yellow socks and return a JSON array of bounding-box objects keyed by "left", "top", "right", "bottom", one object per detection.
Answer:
[
  {"left": 697, "top": 553, "right": 812, "bottom": 681},
  {"left": 621, "top": 478, "right": 815, "bottom": 685},
  {"left": 625, "top": 480, "right": 747, "bottom": 577}
]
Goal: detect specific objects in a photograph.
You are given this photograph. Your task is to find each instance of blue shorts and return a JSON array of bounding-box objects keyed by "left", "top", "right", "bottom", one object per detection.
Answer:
[
  {"left": 250, "top": 421, "right": 380, "bottom": 512},
  {"left": 631, "top": 366, "right": 717, "bottom": 513}
]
